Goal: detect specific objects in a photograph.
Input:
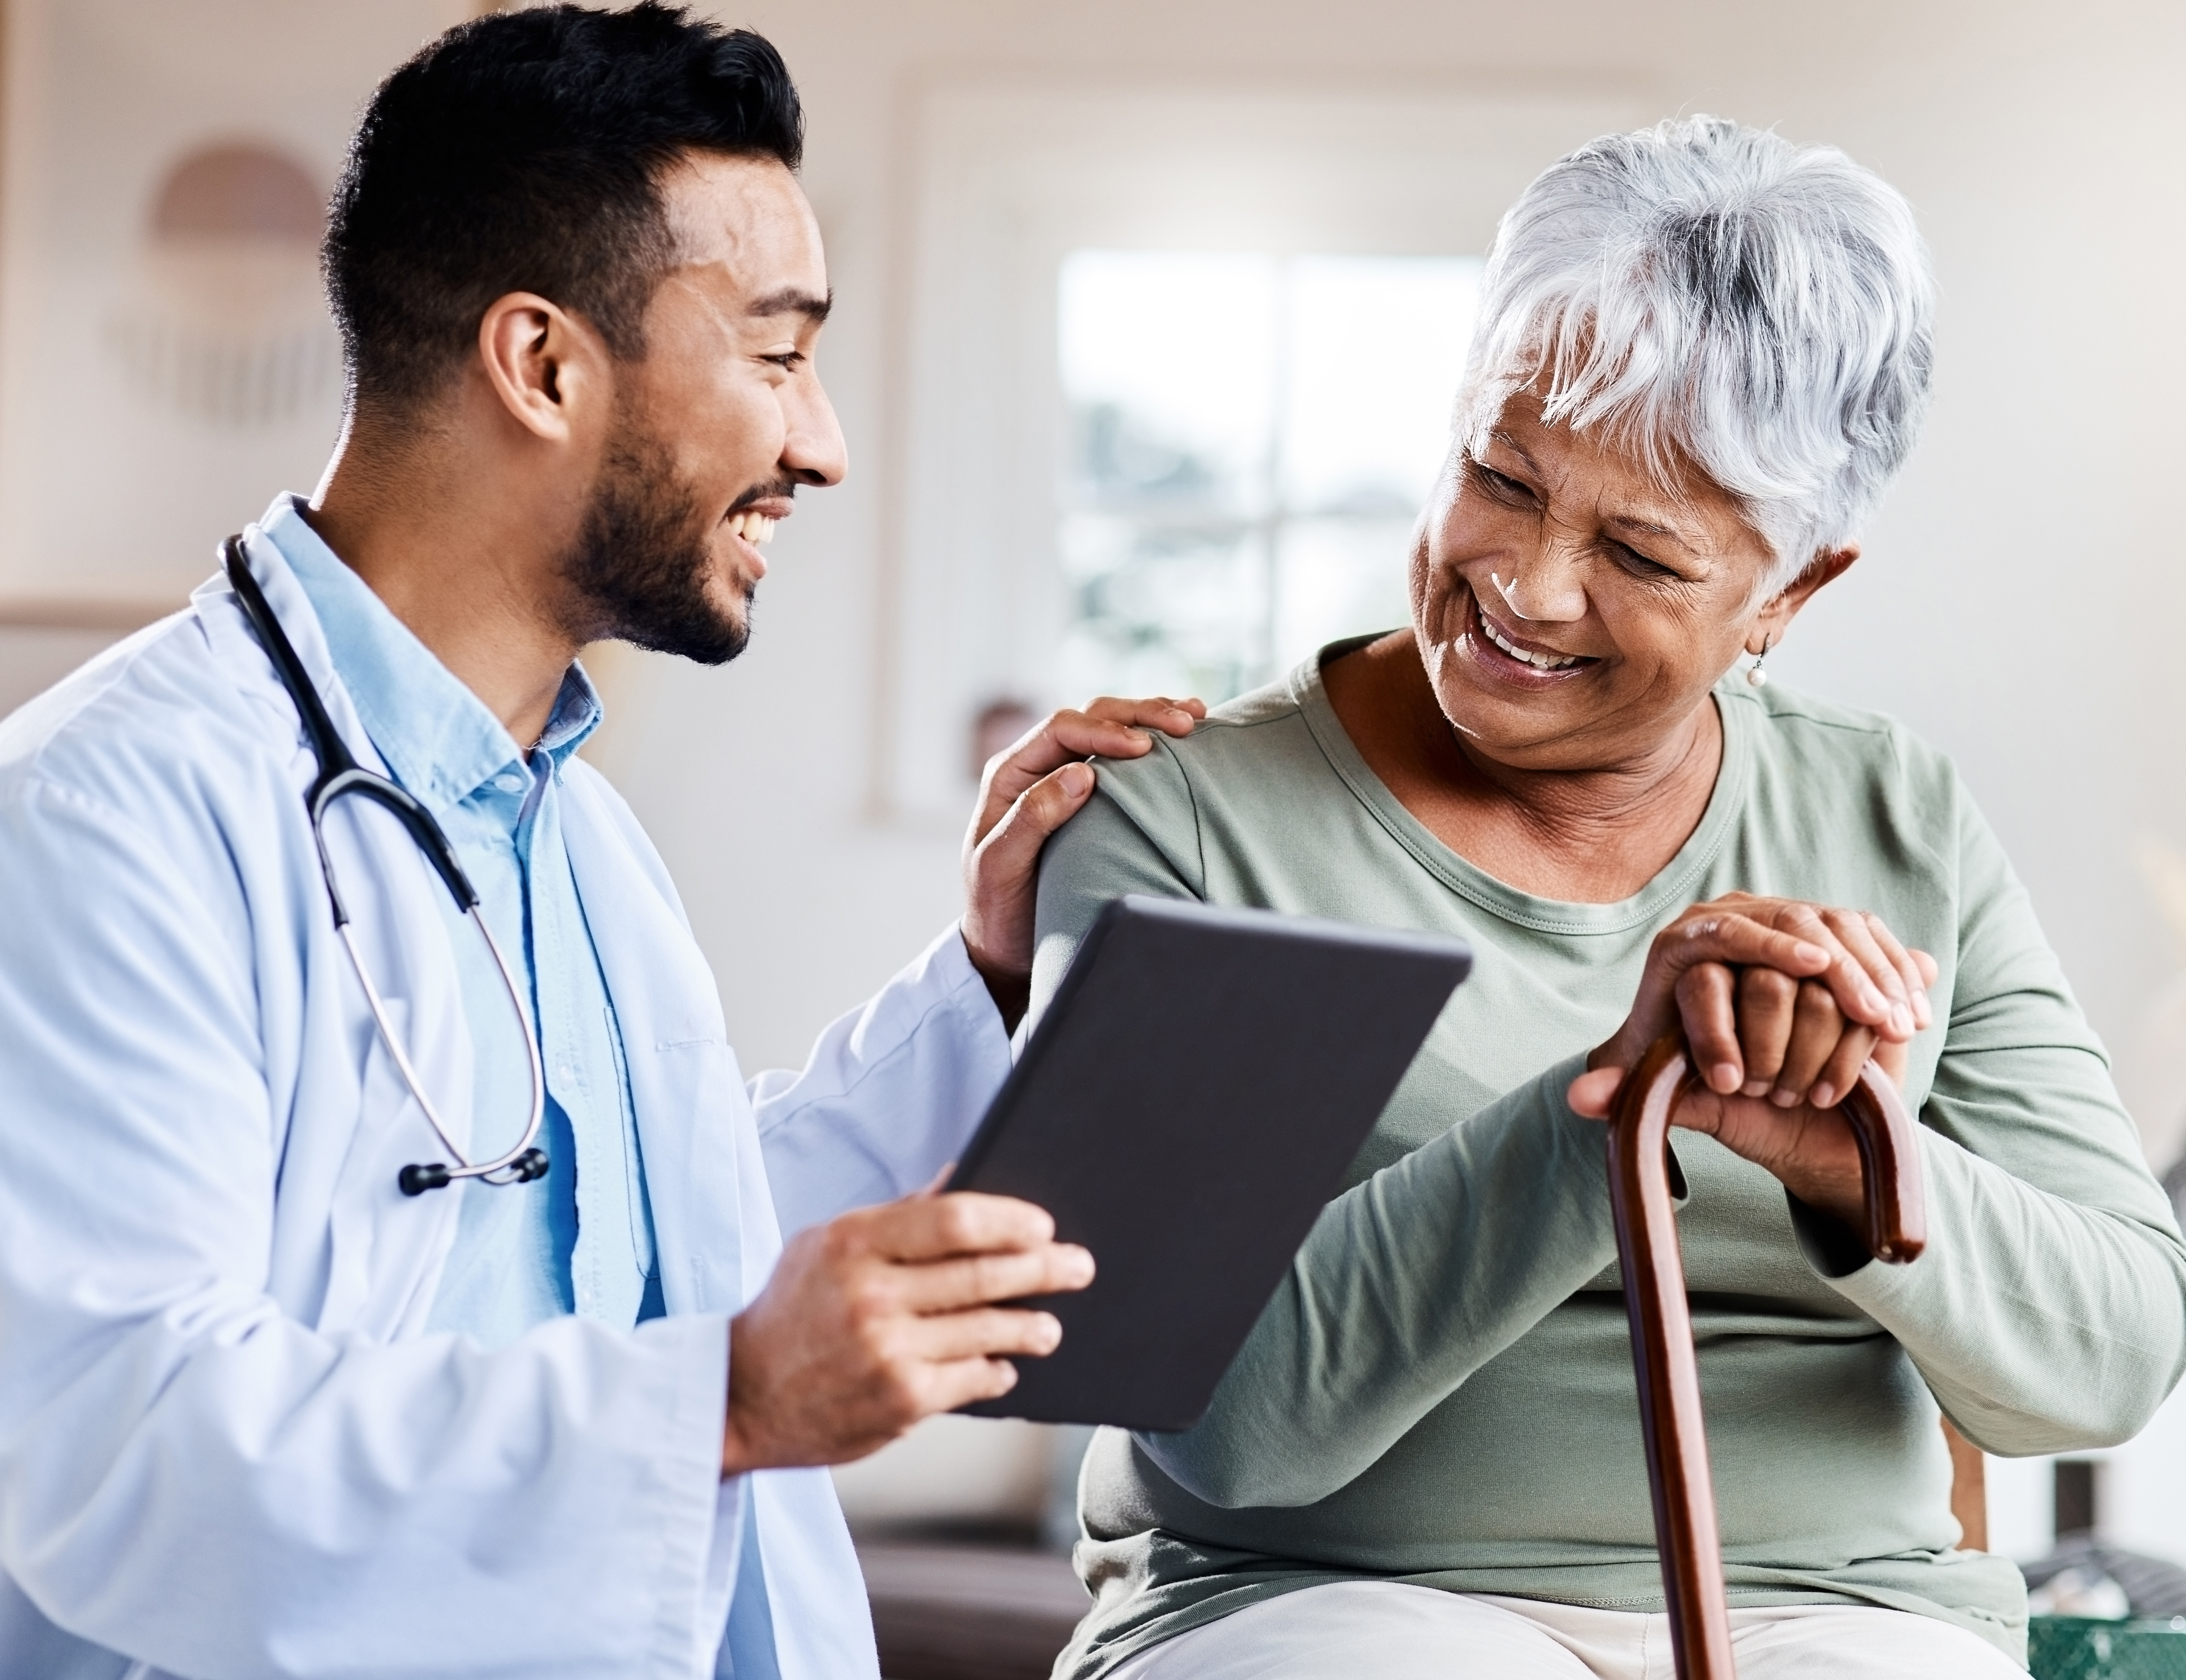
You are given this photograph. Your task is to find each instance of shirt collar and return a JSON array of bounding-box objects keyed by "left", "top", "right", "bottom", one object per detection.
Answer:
[{"left": 258, "top": 493, "right": 603, "bottom": 815}]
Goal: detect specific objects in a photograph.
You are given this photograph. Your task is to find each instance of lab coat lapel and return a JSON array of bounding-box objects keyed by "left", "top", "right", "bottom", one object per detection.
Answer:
[
  {"left": 559, "top": 771, "right": 754, "bottom": 1317},
  {"left": 559, "top": 772, "right": 875, "bottom": 1680}
]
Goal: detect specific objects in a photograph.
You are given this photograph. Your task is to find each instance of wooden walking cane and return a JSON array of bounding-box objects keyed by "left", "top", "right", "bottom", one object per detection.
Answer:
[{"left": 1607, "top": 1035, "right": 1928, "bottom": 1680}]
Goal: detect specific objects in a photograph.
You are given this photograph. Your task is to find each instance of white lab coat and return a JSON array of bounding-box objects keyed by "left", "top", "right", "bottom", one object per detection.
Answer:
[{"left": 0, "top": 527, "right": 1013, "bottom": 1679}]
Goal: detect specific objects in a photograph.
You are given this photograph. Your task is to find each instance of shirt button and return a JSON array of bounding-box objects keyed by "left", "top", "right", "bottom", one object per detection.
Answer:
[{"left": 494, "top": 773, "right": 526, "bottom": 794}]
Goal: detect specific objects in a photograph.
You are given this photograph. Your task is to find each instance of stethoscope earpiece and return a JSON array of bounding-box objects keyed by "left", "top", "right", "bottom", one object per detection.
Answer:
[{"left": 506, "top": 1148, "right": 550, "bottom": 1185}]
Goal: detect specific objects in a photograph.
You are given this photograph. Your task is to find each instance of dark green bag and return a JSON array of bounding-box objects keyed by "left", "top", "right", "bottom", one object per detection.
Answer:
[{"left": 2030, "top": 1617, "right": 2186, "bottom": 1679}]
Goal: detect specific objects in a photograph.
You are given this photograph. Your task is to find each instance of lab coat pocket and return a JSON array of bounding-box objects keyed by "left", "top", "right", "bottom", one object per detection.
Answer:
[{"left": 318, "top": 996, "right": 467, "bottom": 1341}]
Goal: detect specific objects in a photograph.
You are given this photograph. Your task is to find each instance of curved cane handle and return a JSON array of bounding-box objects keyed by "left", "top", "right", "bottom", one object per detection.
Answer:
[
  {"left": 1607, "top": 1034, "right": 1926, "bottom": 1680},
  {"left": 1829, "top": 1057, "right": 1928, "bottom": 1264}
]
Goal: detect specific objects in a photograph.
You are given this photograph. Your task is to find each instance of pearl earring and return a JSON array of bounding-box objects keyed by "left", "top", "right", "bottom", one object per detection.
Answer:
[{"left": 1746, "top": 633, "right": 1773, "bottom": 688}]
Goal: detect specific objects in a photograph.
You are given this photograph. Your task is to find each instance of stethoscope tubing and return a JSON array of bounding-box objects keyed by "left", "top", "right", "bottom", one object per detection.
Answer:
[
  {"left": 222, "top": 533, "right": 549, "bottom": 1197},
  {"left": 335, "top": 909, "right": 548, "bottom": 1187}
]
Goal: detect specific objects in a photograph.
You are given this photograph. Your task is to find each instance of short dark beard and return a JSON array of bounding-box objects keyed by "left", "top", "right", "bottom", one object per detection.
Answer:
[{"left": 558, "top": 413, "right": 756, "bottom": 665}]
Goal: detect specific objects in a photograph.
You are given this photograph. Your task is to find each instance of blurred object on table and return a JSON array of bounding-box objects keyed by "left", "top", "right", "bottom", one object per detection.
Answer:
[{"left": 2027, "top": 1538, "right": 2186, "bottom": 1622}]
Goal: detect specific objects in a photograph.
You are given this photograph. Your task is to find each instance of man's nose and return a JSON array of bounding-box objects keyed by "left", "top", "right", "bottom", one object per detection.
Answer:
[{"left": 782, "top": 376, "right": 848, "bottom": 488}]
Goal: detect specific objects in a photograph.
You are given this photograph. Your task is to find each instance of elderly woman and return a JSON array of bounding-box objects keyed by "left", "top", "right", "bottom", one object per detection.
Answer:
[{"left": 1029, "top": 117, "right": 2186, "bottom": 1680}]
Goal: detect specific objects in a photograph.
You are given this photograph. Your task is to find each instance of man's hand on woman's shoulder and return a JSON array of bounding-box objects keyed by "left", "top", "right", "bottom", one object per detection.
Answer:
[
  {"left": 959, "top": 695, "right": 1204, "bottom": 1031},
  {"left": 1566, "top": 892, "right": 1939, "bottom": 1228}
]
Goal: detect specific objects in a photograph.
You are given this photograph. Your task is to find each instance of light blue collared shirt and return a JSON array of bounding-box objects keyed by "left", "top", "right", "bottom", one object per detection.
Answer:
[{"left": 268, "top": 497, "right": 662, "bottom": 1345}]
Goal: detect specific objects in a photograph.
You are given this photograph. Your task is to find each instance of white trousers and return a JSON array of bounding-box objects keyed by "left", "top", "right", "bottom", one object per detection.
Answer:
[{"left": 1105, "top": 1581, "right": 2023, "bottom": 1680}]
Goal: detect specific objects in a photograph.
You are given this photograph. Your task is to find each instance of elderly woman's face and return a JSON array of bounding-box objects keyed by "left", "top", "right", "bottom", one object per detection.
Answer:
[{"left": 1411, "top": 391, "right": 1778, "bottom": 771}]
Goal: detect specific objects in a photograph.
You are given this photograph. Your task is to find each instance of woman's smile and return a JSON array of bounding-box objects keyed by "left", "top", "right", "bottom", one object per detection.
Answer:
[{"left": 1459, "top": 585, "right": 1601, "bottom": 688}]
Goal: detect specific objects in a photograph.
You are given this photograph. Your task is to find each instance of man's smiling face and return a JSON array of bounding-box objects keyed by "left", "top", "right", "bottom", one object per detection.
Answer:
[{"left": 559, "top": 150, "right": 846, "bottom": 662}]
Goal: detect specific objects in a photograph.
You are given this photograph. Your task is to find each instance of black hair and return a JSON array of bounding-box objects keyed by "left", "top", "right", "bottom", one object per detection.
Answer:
[{"left": 324, "top": 2, "right": 803, "bottom": 411}]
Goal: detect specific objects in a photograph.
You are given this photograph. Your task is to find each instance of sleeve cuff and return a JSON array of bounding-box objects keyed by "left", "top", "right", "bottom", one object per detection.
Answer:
[
  {"left": 939, "top": 922, "right": 1001, "bottom": 1011},
  {"left": 629, "top": 1311, "right": 746, "bottom": 1676}
]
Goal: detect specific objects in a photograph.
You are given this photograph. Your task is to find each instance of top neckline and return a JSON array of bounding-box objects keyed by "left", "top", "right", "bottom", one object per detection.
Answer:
[{"left": 1290, "top": 636, "right": 1753, "bottom": 937}]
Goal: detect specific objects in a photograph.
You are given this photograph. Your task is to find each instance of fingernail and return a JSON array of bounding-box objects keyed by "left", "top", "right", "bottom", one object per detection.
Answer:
[
  {"left": 1742, "top": 1079, "right": 1770, "bottom": 1098},
  {"left": 1770, "top": 1088, "right": 1800, "bottom": 1108},
  {"left": 1892, "top": 1004, "right": 1914, "bottom": 1036},
  {"left": 1810, "top": 1082, "right": 1836, "bottom": 1108},
  {"left": 1058, "top": 763, "right": 1093, "bottom": 797},
  {"left": 1712, "top": 1062, "right": 1741, "bottom": 1093},
  {"left": 1913, "top": 989, "right": 1932, "bottom": 1028}
]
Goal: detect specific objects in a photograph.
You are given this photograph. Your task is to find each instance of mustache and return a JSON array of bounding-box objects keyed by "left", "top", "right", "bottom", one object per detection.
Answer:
[{"left": 725, "top": 479, "right": 800, "bottom": 517}]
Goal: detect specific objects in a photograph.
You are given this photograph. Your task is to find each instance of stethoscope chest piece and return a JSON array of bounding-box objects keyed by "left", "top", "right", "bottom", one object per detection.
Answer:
[{"left": 399, "top": 1147, "right": 549, "bottom": 1198}]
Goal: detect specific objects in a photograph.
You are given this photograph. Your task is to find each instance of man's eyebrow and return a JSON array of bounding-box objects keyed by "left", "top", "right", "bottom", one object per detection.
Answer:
[{"left": 749, "top": 287, "right": 833, "bottom": 324}]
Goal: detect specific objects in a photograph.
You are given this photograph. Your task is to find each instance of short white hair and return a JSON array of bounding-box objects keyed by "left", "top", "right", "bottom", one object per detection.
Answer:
[{"left": 1458, "top": 115, "right": 1935, "bottom": 589}]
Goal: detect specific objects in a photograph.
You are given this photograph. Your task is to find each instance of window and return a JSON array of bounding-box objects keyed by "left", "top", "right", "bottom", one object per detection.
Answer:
[
  {"left": 1055, "top": 251, "right": 1483, "bottom": 705},
  {"left": 877, "top": 81, "right": 1637, "bottom": 817}
]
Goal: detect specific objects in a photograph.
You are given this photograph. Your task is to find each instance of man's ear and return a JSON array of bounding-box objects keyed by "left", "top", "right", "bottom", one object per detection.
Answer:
[
  {"left": 1748, "top": 544, "right": 1858, "bottom": 653},
  {"left": 476, "top": 291, "right": 609, "bottom": 444}
]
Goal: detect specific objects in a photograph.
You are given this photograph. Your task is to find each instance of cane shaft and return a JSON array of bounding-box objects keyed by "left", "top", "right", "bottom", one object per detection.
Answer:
[{"left": 1607, "top": 1036, "right": 1925, "bottom": 1680}]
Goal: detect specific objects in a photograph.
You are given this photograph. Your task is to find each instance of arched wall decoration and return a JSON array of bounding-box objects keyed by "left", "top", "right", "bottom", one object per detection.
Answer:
[
  {"left": 0, "top": 0, "right": 468, "bottom": 621},
  {"left": 102, "top": 140, "right": 340, "bottom": 427}
]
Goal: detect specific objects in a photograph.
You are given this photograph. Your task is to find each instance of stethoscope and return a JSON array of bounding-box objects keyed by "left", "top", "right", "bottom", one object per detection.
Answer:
[{"left": 223, "top": 535, "right": 549, "bottom": 1198}]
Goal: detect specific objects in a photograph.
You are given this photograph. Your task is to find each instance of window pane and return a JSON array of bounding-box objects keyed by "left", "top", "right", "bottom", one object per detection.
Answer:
[
  {"left": 1059, "top": 251, "right": 1278, "bottom": 518},
  {"left": 1056, "top": 512, "right": 1268, "bottom": 706},
  {"left": 1280, "top": 256, "right": 1482, "bottom": 516},
  {"left": 1055, "top": 250, "right": 1479, "bottom": 708},
  {"left": 1272, "top": 515, "right": 1417, "bottom": 673}
]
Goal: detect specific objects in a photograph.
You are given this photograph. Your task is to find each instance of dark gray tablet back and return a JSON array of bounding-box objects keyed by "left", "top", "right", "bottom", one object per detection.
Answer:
[{"left": 948, "top": 894, "right": 1470, "bottom": 1432}]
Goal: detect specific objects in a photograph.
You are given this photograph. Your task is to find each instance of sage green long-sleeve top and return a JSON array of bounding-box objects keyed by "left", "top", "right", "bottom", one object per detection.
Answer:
[{"left": 1027, "top": 646, "right": 2186, "bottom": 1676}]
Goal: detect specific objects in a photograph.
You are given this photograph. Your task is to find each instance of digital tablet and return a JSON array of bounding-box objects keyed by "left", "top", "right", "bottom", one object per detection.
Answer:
[{"left": 947, "top": 894, "right": 1471, "bottom": 1432}]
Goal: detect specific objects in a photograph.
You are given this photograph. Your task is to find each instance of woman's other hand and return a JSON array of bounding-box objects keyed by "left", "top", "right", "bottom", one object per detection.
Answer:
[
  {"left": 1566, "top": 893, "right": 1938, "bottom": 1224},
  {"left": 960, "top": 696, "right": 1204, "bottom": 1031}
]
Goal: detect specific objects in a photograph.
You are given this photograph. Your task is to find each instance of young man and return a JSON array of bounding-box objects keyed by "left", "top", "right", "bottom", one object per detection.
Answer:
[{"left": 0, "top": 8, "right": 1196, "bottom": 1676}]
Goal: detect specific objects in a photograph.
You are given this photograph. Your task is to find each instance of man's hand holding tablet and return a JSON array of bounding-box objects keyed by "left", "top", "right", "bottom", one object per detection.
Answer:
[
  {"left": 725, "top": 894, "right": 1468, "bottom": 1473},
  {"left": 721, "top": 1191, "right": 1095, "bottom": 1474}
]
